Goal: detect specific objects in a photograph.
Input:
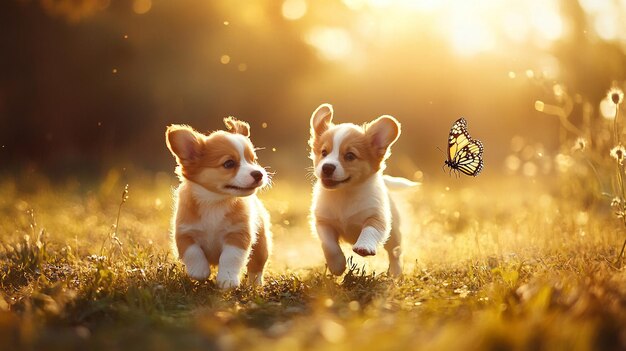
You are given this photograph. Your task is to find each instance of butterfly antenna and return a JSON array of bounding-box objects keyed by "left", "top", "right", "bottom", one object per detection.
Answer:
[{"left": 439, "top": 146, "right": 448, "bottom": 175}]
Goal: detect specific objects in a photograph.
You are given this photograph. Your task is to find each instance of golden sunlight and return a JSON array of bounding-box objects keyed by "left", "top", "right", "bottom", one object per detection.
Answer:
[
  {"left": 304, "top": 0, "right": 570, "bottom": 60},
  {"left": 305, "top": 27, "right": 353, "bottom": 61},
  {"left": 5, "top": 0, "right": 626, "bottom": 350}
]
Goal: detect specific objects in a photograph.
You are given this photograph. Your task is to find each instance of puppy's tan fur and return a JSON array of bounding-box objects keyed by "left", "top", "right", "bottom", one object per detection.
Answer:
[
  {"left": 166, "top": 118, "right": 271, "bottom": 289},
  {"left": 309, "top": 104, "right": 416, "bottom": 277}
]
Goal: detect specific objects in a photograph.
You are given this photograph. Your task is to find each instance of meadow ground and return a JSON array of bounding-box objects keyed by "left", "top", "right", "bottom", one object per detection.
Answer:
[{"left": 0, "top": 171, "right": 625, "bottom": 351}]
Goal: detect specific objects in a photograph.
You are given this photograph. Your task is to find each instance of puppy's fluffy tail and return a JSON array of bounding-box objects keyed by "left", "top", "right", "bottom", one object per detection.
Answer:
[{"left": 383, "top": 175, "right": 420, "bottom": 191}]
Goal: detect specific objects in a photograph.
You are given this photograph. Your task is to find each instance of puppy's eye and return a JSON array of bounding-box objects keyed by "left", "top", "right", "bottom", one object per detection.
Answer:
[
  {"left": 344, "top": 152, "right": 357, "bottom": 161},
  {"left": 223, "top": 160, "right": 237, "bottom": 169},
  {"left": 321, "top": 150, "right": 328, "bottom": 157}
]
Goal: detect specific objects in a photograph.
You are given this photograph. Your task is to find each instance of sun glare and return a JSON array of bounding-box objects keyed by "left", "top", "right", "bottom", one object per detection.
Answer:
[
  {"left": 305, "top": 27, "right": 353, "bottom": 61},
  {"left": 302, "top": 0, "right": 578, "bottom": 61},
  {"left": 449, "top": 14, "right": 495, "bottom": 57},
  {"left": 529, "top": 1, "right": 563, "bottom": 42},
  {"left": 580, "top": 0, "right": 625, "bottom": 41}
]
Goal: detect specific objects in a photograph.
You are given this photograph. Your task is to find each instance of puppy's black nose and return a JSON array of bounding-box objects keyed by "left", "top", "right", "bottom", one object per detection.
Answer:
[
  {"left": 322, "top": 163, "right": 336, "bottom": 176},
  {"left": 251, "top": 170, "right": 263, "bottom": 183}
]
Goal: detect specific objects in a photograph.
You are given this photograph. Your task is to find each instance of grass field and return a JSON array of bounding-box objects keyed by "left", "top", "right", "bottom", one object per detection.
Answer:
[{"left": 1, "top": 171, "right": 625, "bottom": 351}]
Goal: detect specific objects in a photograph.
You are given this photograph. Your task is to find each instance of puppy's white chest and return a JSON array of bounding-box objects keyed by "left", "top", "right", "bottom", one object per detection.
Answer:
[{"left": 196, "top": 206, "right": 230, "bottom": 234}]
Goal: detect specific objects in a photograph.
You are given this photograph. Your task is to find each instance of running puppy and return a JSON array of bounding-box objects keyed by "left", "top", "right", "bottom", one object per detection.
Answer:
[
  {"left": 166, "top": 117, "right": 271, "bottom": 289},
  {"left": 308, "top": 104, "right": 417, "bottom": 277}
]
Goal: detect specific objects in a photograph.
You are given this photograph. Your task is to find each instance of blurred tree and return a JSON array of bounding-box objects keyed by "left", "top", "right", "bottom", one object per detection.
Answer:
[{"left": 0, "top": 0, "right": 313, "bottom": 175}]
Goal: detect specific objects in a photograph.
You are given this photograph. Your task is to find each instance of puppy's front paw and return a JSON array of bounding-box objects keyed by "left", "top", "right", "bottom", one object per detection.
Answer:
[
  {"left": 217, "top": 273, "right": 240, "bottom": 290},
  {"left": 186, "top": 264, "right": 211, "bottom": 281},
  {"left": 182, "top": 244, "right": 211, "bottom": 280},
  {"left": 353, "top": 227, "right": 382, "bottom": 257},
  {"left": 352, "top": 244, "right": 376, "bottom": 257},
  {"left": 218, "top": 279, "right": 240, "bottom": 290}
]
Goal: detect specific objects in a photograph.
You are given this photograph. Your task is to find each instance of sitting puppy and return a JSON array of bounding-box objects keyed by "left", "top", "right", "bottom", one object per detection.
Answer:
[
  {"left": 166, "top": 117, "right": 271, "bottom": 289},
  {"left": 308, "top": 103, "right": 417, "bottom": 277}
]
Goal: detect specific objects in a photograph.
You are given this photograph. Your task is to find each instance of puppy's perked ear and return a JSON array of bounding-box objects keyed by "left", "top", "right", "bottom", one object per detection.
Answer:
[
  {"left": 166, "top": 125, "right": 204, "bottom": 164},
  {"left": 224, "top": 116, "right": 250, "bottom": 137},
  {"left": 365, "top": 116, "right": 401, "bottom": 159},
  {"left": 310, "top": 103, "right": 334, "bottom": 138}
]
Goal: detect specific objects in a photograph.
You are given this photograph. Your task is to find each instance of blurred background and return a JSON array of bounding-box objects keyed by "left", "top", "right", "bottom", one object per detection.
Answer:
[{"left": 1, "top": 0, "right": 626, "bottom": 185}]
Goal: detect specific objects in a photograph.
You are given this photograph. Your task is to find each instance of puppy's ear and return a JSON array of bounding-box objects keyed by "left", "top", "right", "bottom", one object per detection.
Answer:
[
  {"left": 310, "top": 103, "right": 333, "bottom": 138},
  {"left": 365, "top": 116, "right": 401, "bottom": 159},
  {"left": 224, "top": 116, "right": 250, "bottom": 137},
  {"left": 166, "top": 125, "right": 203, "bottom": 164}
]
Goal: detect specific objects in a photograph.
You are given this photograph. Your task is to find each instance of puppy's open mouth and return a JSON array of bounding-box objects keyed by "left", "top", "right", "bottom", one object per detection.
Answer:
[
  {"left": 321, "top": 176, "right": 351, "bottom": 188},
  {"left": 224, "top": 184, "right": 259, "bottom": 191}
]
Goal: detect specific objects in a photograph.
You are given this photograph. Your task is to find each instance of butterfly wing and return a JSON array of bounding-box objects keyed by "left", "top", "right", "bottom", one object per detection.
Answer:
[
  {"left": 453, "top": 145, "right": 484, "bottom": 176},
  {"left": 466, "top": 139, "right": 484, "bottom": 157},
  {"left": 447, "top": 118, "right": 471, "bottom": 161}
]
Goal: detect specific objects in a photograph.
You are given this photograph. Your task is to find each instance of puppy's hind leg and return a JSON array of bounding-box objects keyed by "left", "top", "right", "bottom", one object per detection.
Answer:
[
  {"left": 384, "top": 227, "right": 402, "bottom": 278},
  {"left": 247, "top": 225, "right": 270, "bottom": 286},
  {"left": 385, "top": 199, "right": 403, "bottom": 277}
]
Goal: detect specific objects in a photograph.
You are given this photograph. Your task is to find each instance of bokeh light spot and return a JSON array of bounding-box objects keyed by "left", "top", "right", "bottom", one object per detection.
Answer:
[
  {"left": 600, "top": 98, "right": 617, "bottom": 119},
  {"left": 595, "top": 13, "right": 617, "bottom": 40},
  {"left": 282, "top": 0, "right": 307, "bottom": 21},
  {"left": 522, "top": 162, "right": 538, "bottom": 177},
  {"left": 510, "top": 136, "right": 525, "bottom": 152},
  {"left": 505, "top": 155, "right": 521, "bottom": 172},
  {"left": 305, "top": 27, "right": 352, "bottom": 61},
  {"left": 221, "top": 55, "right": 231, "bottom": 64},
  {"left": 530, "top": 1, "right": 563, "bottom": 41},
  {"left": 133, "top": 0, "right": 152, "bottom": 15}
]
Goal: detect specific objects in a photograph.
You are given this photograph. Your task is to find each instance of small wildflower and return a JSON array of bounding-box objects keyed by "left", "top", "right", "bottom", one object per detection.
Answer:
[
  {"left": 608, "top": 87, "right": 624, "bottom": 105},
  {"left": 572, "top": 137, "right": 587, "bottom": 152},
  {"left": 121, "top": 184, "right": 129, "bottom": 203},
  {"left": 611, "top": 197, "right": 622, "bottom": 208},
  {"left": 610, "top": 145, "right": 626, "bottom": 164}
]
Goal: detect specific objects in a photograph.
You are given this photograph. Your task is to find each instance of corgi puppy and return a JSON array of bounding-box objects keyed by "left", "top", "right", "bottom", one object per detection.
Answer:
[
  {"left": 308, "top": 103, "right": 417, "bottom": 277},
  {"left": 166, "top": 117, "right": 271, "bottom": 289}
]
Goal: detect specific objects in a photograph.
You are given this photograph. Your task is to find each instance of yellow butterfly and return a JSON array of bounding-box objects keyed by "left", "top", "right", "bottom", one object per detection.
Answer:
[{"left": 444, "top": 118, "right": 484, "bottom": 177}]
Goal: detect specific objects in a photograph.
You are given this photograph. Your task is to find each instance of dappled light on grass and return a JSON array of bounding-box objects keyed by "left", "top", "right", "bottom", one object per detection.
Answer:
[{"left": 1, "top": 169, "right": 625, "bottom": 349}]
